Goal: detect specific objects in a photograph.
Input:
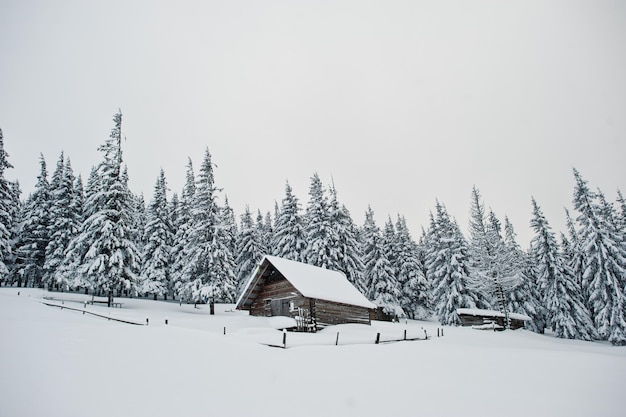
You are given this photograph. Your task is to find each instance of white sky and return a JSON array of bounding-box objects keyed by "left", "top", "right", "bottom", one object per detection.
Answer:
[{"left": 1, "top": 0, "right": 624, "bottom": 247}]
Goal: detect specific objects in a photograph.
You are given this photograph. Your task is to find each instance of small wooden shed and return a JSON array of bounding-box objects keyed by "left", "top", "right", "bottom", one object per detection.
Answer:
[
  {"left": 456, "top": 308, "right": 531, "bottom": 330},
  {"left": 236, "top": 255, "right": 376, "bottom": 331}
]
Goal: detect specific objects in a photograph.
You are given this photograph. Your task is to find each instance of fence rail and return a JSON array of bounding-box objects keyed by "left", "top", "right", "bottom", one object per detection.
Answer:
[{"left": 39, "top": 300, "right": 145, "bottom": 326}]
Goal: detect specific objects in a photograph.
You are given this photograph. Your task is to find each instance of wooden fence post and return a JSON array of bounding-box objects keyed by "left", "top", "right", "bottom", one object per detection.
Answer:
[
  {"left": 375, "top": 332, "right": 380, "bottom": 344},
  {"left": 335, "top": 332, "right": 340, "bottom": 346},
  {"left": 282, "top": 330, "right": 287, "bottom": 349},
  {"left": 404, "top": 329, "right": 407, "bottom": 340}
]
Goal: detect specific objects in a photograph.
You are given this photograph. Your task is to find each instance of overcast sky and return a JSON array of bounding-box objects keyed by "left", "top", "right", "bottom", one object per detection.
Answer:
[{"left": 1, "top": 0, "right": 624, "bottom": 247}]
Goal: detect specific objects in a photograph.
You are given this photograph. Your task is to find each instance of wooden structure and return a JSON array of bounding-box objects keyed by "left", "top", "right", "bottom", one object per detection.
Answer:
[
  {"left": 236, "top": 256, "right": 376, "bottom": 331},
  {"left": 456, "top": 308, "right": 531, "bottom": 330}
]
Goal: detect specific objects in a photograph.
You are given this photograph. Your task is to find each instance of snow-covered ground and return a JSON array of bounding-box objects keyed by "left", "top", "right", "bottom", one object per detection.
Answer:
[{"left": 1, "top": 288, "right": 624, "bottom": 417}]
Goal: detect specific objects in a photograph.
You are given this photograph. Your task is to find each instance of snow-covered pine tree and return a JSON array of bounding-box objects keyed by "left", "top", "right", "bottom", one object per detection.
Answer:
[
  {"left": 255, "top": 209, "right": 270, "bottom": 257},
  {"left": 65, "top": 111, "right": 141, "bottom": 305},
  {"left": 271, "top": 181, "right": 306, "bottom": 262},
  {"left": 44, "top": 155, "right": 79, "bottom": 290},
  {"left": 171, "top": 158, "right": 195, "bottom": 299},
  {"left": 395, "top": 215, "right": 430, "bottom": 319},
  {"left": 572, "top": 169, "right": 626, "bottom": 344},
  {"left": 467, "top": 187, "right": 521, "bottom": 312},
  {"left": 179, "top": 148, "right": 236, "bottom": 304},
  {"left": 616, "top": 190, "right": 626, "bottom": 232},
  {"left": 0, "top": 129, "right": 19, "bottom": 283},
  {"left": 132, "top": 192, "right": 147, "bottom": 257},
  {"left": 326, "top": 184, "right": 365, "bottom": 292},
  {"left": 304, "top": 173, "right": 332, "bottom": 268},
  {"left": 530, "top": 197, "right": 597, "bottom": 341},
  {"left": 361, "top": 206, "right": 403, "bottom": 317},
  {"left": 503, "top": 216, "right": 544, "bottom": 332},
  {"left": 263, "top": 210, "right": 273, "bottom": 251},
  {"left": 140, "top": 169, "right": 174, "bottom": 300},
  {"left": 235, "top": 206, "right": 265, "bottom": 297},
  {"left": 425, "top": 201, "right": 477, "bottom": 325},
  {"left": 222, "top": 195, "right": 238, "bottom": 262},
  {"left": 14, "top": 154, "right": 50, "bottom": 287}
]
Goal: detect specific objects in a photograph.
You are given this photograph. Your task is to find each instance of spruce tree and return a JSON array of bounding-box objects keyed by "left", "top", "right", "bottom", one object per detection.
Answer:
[
  {"left": 255, "top": 209, "right": 269, "bottom": 257},
  {"left": 467, "top": 187, "right": 521, "bottom": 312},
  {"left": 362, "top": 206, "right": 403, "bottom": 317},
  {"left": 14, "top": 154, "right": 50, "bottom": 287},
  {"left": 140, "top": 169, "right": 174, "bottom": 300},
  {"left": 425, "top": 201, "right": 477, "bottom": 325},
  {"left": 304, "top": 173, "right": 331, "bottom": 268},
  {"left": 235, "top": 206, "right": 264, "bottom": 296},
  {"left": 503, "top": 216, "right": 544, "bottom": 332},
  {"left": 326, "top": 184, "right": 365, "bottom": 292},
  {"left": 271, "top": 181, "right": 306, "bottom": 262},
  {"left": 44, "top": 155, "right": 79, "bottom": 290},
  {"left": 572, "top": 169, "right": 626, "bottom": 344},
  {"left": 64, "top": 111, "right": 141, "bottom": 305},
  {"left": 395, "top": 215, "right": 430, "bottom": 319},
  {"left": 0, "top": 129, "right": 18, "bottom": 282},
  {"left": 530, "top": 197, "right": 597, "bottom": 341},
  {"left": 171, "top": 158, "right": 195, "bottom": 299},
  {"left": 179, "top": 148, "right": 235, "bottom": 304}
]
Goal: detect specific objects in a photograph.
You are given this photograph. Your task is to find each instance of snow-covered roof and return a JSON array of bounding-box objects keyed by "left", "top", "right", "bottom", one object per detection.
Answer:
[
  {"left": 237, "top": 255, "right": 376, "bottom": 310},
  {"left": 456, "top": 308, "right": 531, "bottom": 321}
]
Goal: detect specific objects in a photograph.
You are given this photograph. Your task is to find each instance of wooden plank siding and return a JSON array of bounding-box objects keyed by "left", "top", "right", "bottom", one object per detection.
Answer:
[
  {"left": 250, "top": 278, "right": 303, "bottom": 317},
  {"left": 314, "top": 299, "right": 371, "bottom": 327}
]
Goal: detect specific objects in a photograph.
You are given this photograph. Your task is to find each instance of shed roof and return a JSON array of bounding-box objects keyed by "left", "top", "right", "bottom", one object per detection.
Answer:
[
  {"left": 456, "top": 308, "right": 531, "bottom": 321},
  {"left": 236, "top": 255, "right": 376, "bottom": 310}
]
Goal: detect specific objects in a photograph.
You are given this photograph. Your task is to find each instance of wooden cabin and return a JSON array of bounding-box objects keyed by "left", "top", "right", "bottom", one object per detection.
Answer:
[
  {"left": 236, "top": 255, "right": 377, "bottom": 331},
  {"left": 456, "top": 308, "right": 531, "bottom": 330}
]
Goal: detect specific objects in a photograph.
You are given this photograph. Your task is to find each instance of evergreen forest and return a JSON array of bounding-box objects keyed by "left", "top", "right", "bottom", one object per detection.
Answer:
[{"left": 1, "top": 112, "right": 625, "bottom": 345}]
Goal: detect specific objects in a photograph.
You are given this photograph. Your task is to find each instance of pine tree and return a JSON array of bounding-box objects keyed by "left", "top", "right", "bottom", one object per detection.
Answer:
[
  {"left": 171, "top": 158, "right": 195, "bottom": 299},
  {"left": 140, "top": 169, "right": 174, "bottom": 300},
  {"left": 304, "top": 173, "right": 331, "bottom": 268},
  {"left": 271, "top": 181, "right": 306, "bottom": 262},
  {"left": 530, "top": 197, "right": 597, "bottom": 341},
  {"left": 222, "top": 195, "right": 238, "bottom": 262},
  {"left": 179, "top": 148, "right": 235, "bottom": 304},
  {"left": 14, "top": 154, "right": 50, "bottom": 287},
  {"left": 467, "top": 187, "right": 521, "bottom": 312},
  {"left": 44, "top": 155, "right": 79, "bottom": 290},
  {"left": 395, "top": 215, "right": 430, "bottom": 319},
  {"left": 0, "top": 129, "right": 18, "bottom": 282},
  {"left": 616, "top": 190, "right": 626, "bottom": 232},
  {"left": 255, "top": 209, "right": 269, "bottom": 257},
  {"left": 503, "top": 216, "right": 544, "bottom": 332},
  {"left": 425, "top": 201, "right": 477, "bottom": 325},
  {"left": 132, "top": 192, "right": 147, "bottom": 256},
  {"left": 362, "top": 206, "right": 403, "bottom": 317},
  {"left": 64, "top": 111, "right": 141, "bottom": 305},
  {"left": 235, "top": 206, "right": 264, "bottom": 296},
  {"left": 326, "top": 184, "right": 365, "bottom": 292},
  {"left": 572, "top": 169, "right": 626, "bottom": 344}
]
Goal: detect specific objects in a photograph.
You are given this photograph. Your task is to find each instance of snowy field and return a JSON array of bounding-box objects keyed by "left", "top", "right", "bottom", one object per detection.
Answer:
[{"left": 1, "top": 288, "right": 625, "bottom": 417}]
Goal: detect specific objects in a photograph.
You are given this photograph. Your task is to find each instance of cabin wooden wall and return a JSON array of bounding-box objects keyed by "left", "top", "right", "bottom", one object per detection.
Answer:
[
  {"left": 249, "top": 277, "right": 303, "bottom": 317},
  {"left": 314, "top": 299, "right": 371, "bottom": 327}
]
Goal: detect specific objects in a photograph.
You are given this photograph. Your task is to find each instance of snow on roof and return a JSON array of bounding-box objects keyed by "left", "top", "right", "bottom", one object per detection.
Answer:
[
  {"left": 239, "top": 255, "right": 376, "bottom": 309},
  {"left": 456, "top": 308, "right": 531, "bottom": 321}
]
